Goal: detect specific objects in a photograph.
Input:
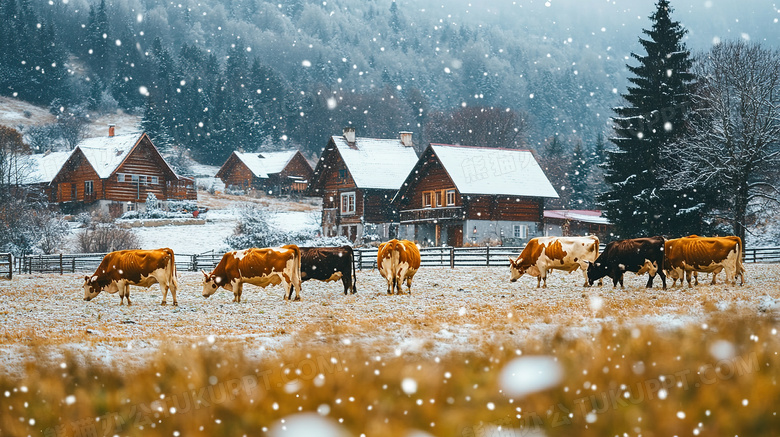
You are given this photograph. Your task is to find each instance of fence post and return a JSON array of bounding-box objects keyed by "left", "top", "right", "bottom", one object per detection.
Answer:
[
  {"left": 59, "top": 253, "right": 63, "bottom": 275},
  {"left": 72, "top": 257, "right": 76, "bottom": 273},
  {"left": 450, "top": 247, "right": 455, "bottom": 269},
  {"left": 486, "top": 246, "right": 490, "bottom": 267},
  {"left": 190, "top": 254, "right": 198, "bottom": 272}
]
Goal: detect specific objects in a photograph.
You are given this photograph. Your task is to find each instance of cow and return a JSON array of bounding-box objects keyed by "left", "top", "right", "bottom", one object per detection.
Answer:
[
  {"left": 586, "top": 236, "right": 667, "bottom": 289},
  {"left": 508, "top": 236, "right": 600, "bottom": 288},
  {"left": 299, "top": 246, "right": 357, "bottom": 295},
  {"left": 83, "top": 248, "right": 179, "bottom": 306},
  {"left": 201, "top": 245, "right": 302, "bottom": 302},
  {"left": 377, "top": 239, "right": 421, "bottom": 295},
  {"left": 665, "top": 235, "right": 744, "bottom": 287}
]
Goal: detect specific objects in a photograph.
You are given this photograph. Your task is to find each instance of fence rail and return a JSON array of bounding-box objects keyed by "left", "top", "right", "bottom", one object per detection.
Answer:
[
  {"left": 0, "top": 253, "right": 11, "bottom": 279},
  {"left": 13, "top": 246, "right": 780, "bottom": 275}
]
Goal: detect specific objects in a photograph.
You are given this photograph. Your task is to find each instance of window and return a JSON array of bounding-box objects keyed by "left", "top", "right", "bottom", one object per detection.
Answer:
[
  {"left": 513, "top": 224, "right": 528, "bottom": 239},
  {"left": 422, "top": 191, "right": 433, "bottom": 207},
  {"left": 131, "top": 174, "right": 139, "bottom": 183},
  {"left": 435, "top": 191, "right": 443, "bottom": 207},
  {"left": 340, "top": 192, "right": 356, "bottom": 215},
  {"left": 446, "top": 189, "right": 456, "bottom": 206},
  {"left": 117, "top": 173, "right": 125, "bottom": 182},
  {"left": 338, "top": 169, "right": 348, "bottom": 183},
  {"left": 84, "top": 180, "right": 94, "bottom": 195},
  {"left": 70, "top": 183, "right": 77, "bottom": 200},
  {"left": 126, "top": 202, "right": 136, "bottom": 212},
  {"left": 139, "top": 175, "right": 148, "bottom": 185},
  {"left": 151, "top": 176, "right": 159, "bottom": 184}
]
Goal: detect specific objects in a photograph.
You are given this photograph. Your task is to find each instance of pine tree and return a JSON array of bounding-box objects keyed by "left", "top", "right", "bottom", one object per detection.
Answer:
[
  {"left": 84, "top": 0, "right": 112, "bottom": 81},
  {"left": 568, "top": 141, "right": 590, "bottom": 208},
  {"left": 599, "top": 0, "right": 698, "bottom": 239}
]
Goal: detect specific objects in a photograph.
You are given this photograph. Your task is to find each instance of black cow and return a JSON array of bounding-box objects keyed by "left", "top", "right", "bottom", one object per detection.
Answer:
[
  {"left": 299, "top": 246, "right": 357, "bottom": 294},
  {"left": 587, "top": 236, "right": 667, "bottom": 289}
]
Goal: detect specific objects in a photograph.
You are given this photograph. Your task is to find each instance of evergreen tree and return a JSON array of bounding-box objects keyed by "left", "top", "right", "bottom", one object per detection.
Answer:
[
  {"left": 599, "top": 0, "right": 698, "bottom": 239},
  {"left": 111, "top": 30, "right": 148, "bottom": 111},
  {"left": 568, "top": 141, "right": 590, "bottom": 208},
  {"left": 84, "top": 0, "right": 113, "bottom": 82}
]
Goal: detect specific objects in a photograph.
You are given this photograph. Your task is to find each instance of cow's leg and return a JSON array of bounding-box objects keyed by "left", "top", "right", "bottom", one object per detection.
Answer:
[
  {"left": 291, "top": 278, "right": 301, "bottom": 301},
  {"left": 536, "top": 276, "right": 541, "bottom": 288},
  {"left": 581, "top": 267, "right": 590, "bottom": 287},
  {"left": 618, "top": 273, "right": 624, "bottom": 289},
  {"left": 612, "top": 276, "right": 619, "bottom": 288},
  {"left": 124, "top": 283, "right": 132, "bottom": 306},
  {"left": 406, "top": 276, "right": 413, "bottom": 295},
  {"left": 658, "top": 269, "right": 667, "bottom": 290},
  {"left": 645, "top": 274, "right": 654, "bottom": 288},
  {"left": 161, "top": 283, "right": 168, "bottom": 305},
  {"left": 540, "top": 268, "right": 548, "bottom": 289},
  {"left": 170, "top": 282, "right": 178, "bottom": 306},
  {"left": 234, "top": 282, "right": 243, "bottom": 303},
  {"left": 685, "top": 271, "right": 693, "bottom": 288}
]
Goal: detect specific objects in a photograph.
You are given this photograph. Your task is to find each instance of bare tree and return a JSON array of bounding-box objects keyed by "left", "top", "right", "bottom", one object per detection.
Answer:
[{"left": 665, "top": 41, "right": 780, "bottom": 245}]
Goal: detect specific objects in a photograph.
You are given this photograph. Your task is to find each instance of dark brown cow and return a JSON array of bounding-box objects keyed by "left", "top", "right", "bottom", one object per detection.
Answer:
[
  {"left": 300, "top": 246, "right": 356, "bottom": 294},
  {"left": 202, "top": 245, "right": 302, "bottom": 302},
  {"left": 665, "top": 235, "right": 744, "bottom": 287},
  {"left": 586, "top": 236, "right": 667, "bottom": 289},
  {"left": 83, "top": 248, "right": 179, "bottom": 305}
]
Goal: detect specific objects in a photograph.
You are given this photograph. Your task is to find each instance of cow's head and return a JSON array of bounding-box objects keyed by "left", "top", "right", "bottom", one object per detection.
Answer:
[
  {"left": 508, "top": 256, "right": 525, "bottom": 282},
  {"left": 83, "top": 275, "right": 102, "bottom": 301},
  {"left": 586, "top": 261, "right": 608, "bottom": 286},
  {"left": 201, "top": 270, "right": 222, "bottom": 298}
]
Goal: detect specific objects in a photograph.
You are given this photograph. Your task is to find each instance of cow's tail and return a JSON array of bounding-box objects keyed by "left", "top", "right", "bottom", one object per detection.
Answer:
[
  {"left": 289, "top": 244, "right": 302, "bottom": 293},
  {"left": 348, "top": 245, "right": 357, "bottom": 293},
  {"left": 736, "top": 236, "right": 744, "bottom": 284},
  {"left": 166, "top": 248, "right": 179, "bottom": 292}
]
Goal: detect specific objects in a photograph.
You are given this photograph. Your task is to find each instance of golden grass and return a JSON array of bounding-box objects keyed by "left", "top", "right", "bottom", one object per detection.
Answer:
[{"left": 0, "top": 313, "right": 777, "bottom": 436}]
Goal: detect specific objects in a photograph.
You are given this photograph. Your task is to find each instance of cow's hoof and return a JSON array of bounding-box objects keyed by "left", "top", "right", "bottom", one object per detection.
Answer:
[
  {"left": 293, "top": 296, "right": 301, "bottom": 302},
  {"left": 173, "top": 302, "right": 178, "bottom": 306},
  {"left": 161, "top": 301, "right": 167, "bottom": 306}
]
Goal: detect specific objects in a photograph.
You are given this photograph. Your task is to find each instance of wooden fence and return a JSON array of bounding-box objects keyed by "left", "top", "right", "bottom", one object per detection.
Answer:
[
  {"left": 13, "top": 246, "right": 780, "bottom": 275},
  {"left": 0, "top": 253, "right": 11, "bottom": 279}
]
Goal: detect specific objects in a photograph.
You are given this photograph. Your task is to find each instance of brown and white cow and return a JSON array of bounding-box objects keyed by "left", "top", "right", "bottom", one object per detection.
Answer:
[
  {"left": 665, "top": 235, "right": 744, "bottom": 287},
  {"left": 508, "top": 236, "right": 600, "bottom": 288},
  {"left": 83, "top": 248, "right": 179, "bottom": 305},
  {"left": 377, "top": 239, "right": 421, "bottom": 295},
  {"left": 202, "top": 245, "right": 302, "bottom": 302}
]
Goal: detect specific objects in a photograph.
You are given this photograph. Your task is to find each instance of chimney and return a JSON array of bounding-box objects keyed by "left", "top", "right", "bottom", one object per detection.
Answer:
[
  {"left": 400, "top": 131, "right": 413, "bottom": 148},
  {"left": 108, "top": 124, "right": 115, "bottom": 137},
  {"left": 343, "top": 126, "right": 356, "bottom": 144}
]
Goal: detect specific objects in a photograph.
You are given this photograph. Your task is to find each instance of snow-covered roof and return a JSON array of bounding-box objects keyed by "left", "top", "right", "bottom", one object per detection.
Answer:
[
  {"left": 234, "top": 150, "right": 298, "bottom": 178},
  {"left": 544, "top": 210, "right": 610, "bottom": 225},
  {"left": 430, "top": 144, "right": 559, "bottom": 198},
  {"left": 75, "top": 133, "right": 142, "bottom": 179},
  {"left": 332, "top": 136, "right": 419, "bottom": 190},
  {"left": 22, "top": 151, "right": 71, "bottom": 184}
]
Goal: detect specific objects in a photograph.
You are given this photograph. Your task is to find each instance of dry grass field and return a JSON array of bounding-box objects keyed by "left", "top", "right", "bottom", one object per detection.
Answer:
[{"left": 1, "top": 264, "right": 779, "bottom": 436}]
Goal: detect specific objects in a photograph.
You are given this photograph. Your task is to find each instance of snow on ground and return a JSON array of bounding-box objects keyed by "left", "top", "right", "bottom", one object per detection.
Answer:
[{"left": 1, "top": 263, "right": 778, "bottom": 378}]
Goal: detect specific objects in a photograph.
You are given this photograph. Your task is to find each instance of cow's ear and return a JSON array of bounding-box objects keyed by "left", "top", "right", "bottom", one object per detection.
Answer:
[
  {"left": 84, "top": 275, "right": 90, "bottom": 282},
  {"left": 201, "top": 269, "right": 208, "bottom": 278}
]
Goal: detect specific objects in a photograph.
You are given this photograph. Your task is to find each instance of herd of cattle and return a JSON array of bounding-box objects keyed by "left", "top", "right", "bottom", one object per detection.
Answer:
[{"left": 81, "top": 234, "right": 744, "bottom": 306}]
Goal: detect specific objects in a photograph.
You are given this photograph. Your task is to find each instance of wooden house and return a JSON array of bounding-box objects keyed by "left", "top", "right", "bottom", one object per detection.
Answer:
[
  {"left": 393, "top": 144, "right": 559, "bottom": 246},
  {"left": 48, "top": 127, "right": 196, "bottom": 215},
  {"left": 308, "top": 128, "right": 419, "bottom": 242},
  {"left": 543, "top": 210, "right": 612, "bottom": 239},
  {"left": 215, "top": 150, "right": 313, "bottom": 195}
]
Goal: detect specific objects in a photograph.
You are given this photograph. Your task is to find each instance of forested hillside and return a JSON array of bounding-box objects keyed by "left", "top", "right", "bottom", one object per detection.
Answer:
[{"left": 1, "top": 0, "right": 634, "bottom": 164}]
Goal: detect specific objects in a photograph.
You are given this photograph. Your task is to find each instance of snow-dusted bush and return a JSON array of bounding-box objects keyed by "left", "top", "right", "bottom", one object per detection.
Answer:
[
  {"left": 297, "top": 235, "right": 352, "bottom": 248},
  {"left": 226, "top": 205, "right": 324, "bottom": 249},
  {"left": 76, "top": 222, "right": 139, "bottom": 253}
]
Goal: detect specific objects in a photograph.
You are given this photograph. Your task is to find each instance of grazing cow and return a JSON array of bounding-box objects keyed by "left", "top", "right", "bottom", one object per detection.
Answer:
[
  {"left": 202, "top": 245, "right": 302, "bottom": 302},
  {"left": 377, "top": 239, "right": 421, "bottom": 295},
  {"left": 300, "top": 246, "right": 357, "bottom": 295},
  {"left": 83, "top": 248, "right": 179, "bottom": 306},
  {"left": 508, "top": 236, "right": 600, "bottom": 288},
  {"left": 665, "top": 235, "right": 744, "bottom": 287},
  {"left": 586, "top": 236, "right": 667, "bottom": 289}
]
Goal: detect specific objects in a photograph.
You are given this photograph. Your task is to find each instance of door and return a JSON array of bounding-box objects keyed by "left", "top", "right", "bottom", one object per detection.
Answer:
[{"left": 447, "top": 225, "right": 463, "bottom": 247}]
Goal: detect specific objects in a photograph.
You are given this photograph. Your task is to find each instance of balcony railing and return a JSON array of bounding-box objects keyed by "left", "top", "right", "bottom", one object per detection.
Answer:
[{"left": 400, "top": 206, "right": 464, "bottom": 223}]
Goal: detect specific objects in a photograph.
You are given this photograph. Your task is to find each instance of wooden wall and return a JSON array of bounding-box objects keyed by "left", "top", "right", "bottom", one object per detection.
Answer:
[
  {"left": 401, "top": 157, "right": 459, "bottom": 209},
  {"left": 54, "top": 152, "right": 102, "bottom": 202},
  {"left": 219, "top": 156, "right": 255, "bottom": 189},
  {"left": 464, "top": 195, "right": 543, "bottom": 221}
]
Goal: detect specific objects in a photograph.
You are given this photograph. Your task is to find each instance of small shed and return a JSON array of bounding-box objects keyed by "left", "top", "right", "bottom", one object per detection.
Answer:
[
  {"left": 543, "top": 210, "right": 612, "bottom": 239},
  {"left": 216, "top": 150, "right": 313, "bottom": 196}
]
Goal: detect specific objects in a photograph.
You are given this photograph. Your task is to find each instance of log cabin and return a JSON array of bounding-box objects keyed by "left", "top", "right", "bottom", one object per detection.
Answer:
[
  {"left": 393, "top": 144, "right": 559, "bottom": 246},
  {"left": 48, "top": 127, "right": 196, "bottom": 216},
  {"left": 215, "top": 150, "right": 313, "bottom": 196},
  {"left": 22, "top": 151, "right": 71, "bottom": 202},
  {"left": 308, "top": 127, "right": 419, "bottom": 242}
]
